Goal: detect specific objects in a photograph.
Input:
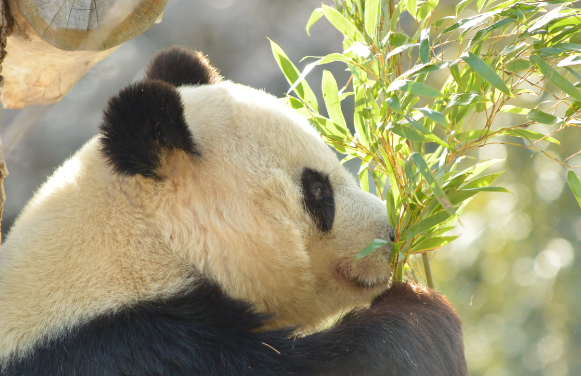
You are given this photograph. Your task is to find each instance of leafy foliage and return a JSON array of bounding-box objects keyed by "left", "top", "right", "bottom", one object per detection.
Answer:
[{"left": 272, "top": 0, "right": 581, "bottom": 287}]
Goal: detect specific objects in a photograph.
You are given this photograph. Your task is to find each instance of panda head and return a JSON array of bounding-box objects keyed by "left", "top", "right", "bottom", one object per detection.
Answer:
[
  {"left": 100, "top": 46, "right": 395, "bottom": 328},
  {"left": 9, "top": 47, "right": 395, "bottom": 332}
]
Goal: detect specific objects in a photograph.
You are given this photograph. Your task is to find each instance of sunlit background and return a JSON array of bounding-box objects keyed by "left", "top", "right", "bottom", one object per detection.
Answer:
[{"left": 1, "top": 1, "right": 580, "bottom": 375}]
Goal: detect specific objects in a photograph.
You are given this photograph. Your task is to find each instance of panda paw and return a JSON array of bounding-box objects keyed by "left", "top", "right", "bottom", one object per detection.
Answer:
[{"left": 363, "top": 281, "right": 468, "bottom": 376}]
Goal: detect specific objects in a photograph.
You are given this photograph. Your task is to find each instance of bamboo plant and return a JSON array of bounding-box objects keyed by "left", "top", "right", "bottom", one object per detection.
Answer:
[{"left": 271, "top": 0, "right": 581, "bottom": 287}]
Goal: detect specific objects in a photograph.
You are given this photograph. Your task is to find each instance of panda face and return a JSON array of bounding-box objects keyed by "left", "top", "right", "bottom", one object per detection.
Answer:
[{"left": 164, "top": 80, "right": 395, "bottom": 329}]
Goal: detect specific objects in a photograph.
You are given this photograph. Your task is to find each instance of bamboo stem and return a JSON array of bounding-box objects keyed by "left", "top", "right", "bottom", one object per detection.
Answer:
[{"left": 422, "top": 252, "right": 434, "bottom": 289}]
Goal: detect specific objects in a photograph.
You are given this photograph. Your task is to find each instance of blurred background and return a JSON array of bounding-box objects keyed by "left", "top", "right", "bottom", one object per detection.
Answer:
[{"left": 1, "top": 0, "right": 580, "bottom": 375}]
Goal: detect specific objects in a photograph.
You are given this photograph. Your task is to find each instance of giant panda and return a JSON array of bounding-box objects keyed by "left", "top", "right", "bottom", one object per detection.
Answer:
[{"left": 0, "top": 47, "right": 467, "bottom": 376}]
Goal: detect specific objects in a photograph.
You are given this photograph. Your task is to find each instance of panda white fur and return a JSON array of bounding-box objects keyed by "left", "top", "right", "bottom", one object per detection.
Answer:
[{"left": 0, "top": 47, "right": 466, "bottom": 375}]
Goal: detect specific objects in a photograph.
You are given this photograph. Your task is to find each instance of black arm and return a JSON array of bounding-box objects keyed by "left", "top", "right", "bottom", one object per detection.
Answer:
[{"left": 2, "top": 281, "right": 466, "bottom": 376}]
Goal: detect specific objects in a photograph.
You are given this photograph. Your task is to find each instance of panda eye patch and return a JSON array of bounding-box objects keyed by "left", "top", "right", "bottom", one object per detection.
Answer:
[{"left": 301, "top": 168, "right": 335, "bottom": 233}]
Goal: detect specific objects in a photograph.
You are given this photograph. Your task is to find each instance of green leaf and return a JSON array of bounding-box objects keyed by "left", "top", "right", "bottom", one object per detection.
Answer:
[
  {"left": 505, "top": 59, "right": 530, "bottom": 72},
  {"left": 416, "top": 108, "right": 448, "bottom": 126},
  {"left": 487, "top": 0, "right": 518, "bottom": 12},
  {"left": 364, "top": 0, "right": 381, "bottom": 38},
  {"left": 419, "top": 28, "right": 430, "bottom": 64},
  {"left": 502, "top": 129, "right": 560, "bottom": 145},
  {"left": 449, "top": 60, "right": 464, "bottom": 89},
  {"left": 401, "top": 211, "right": 452, "bottom": 240},
  {"left": 456, "top": 0, "right": 474, "bottom": 16},
  {"left": 385, "top": 43, "right": 420, "bottom": 61},
  {"left": 410, "top": 236, "right": 458, "bottom": 253},
  {"left": 322, "top": 5, "right": 365, "bottom": 43},
  {"left": 461, "top": 52, "right": 514, "bottom": 97},
  {"left": 407, "top": 0, "right": 417, "bottom": 18},
  {"left": 392, "top": 124, "right": 427, "bottom": 142},
  {"left": 466, "top": 159, "right": 503, "bottom": 178},
  {"left": 410, "top": 152, "right": 455, "bottom": 214},
  {"left": 404, "top": 115, "right": 452, "bottom": 149},
  {"left": 435, "top": 16, "right": 455, "bottom": 28},
  {"left": 526, "top": 109, "right": 559, "bottom": 125},
  {"left": 565, "top": 101, "right": 581, "bottom": 117},
  {"left": 287, "top": 54, "right": 349, "bottom": 96},
  {"left": 387, "top": 32, "right": 410, "bottom": 47},
  {"left": 270, "top": 40, "right": 318, "bottom": 111},
  {"left": 387, "top": 79, "right": 443, "bottom": 97},
  {"left": 306, "top": 8, "right": 323, "bottom": 36},
  {"left": 461, "top": 171, "right": 503, "bottom": 189},
  {"left": 451, "top": 186, "right": 510, "bottom": 204},
  {"left": 386, "top": 95, "right": 403, "bottom": 113},
  {"left": 567, "top": 171, "right": 581, "bottom": 209},
  {"left": 446, "top": 93, "right": 488, "bottom": 108},
  {"left": 417, "top": 0, "right": 439, "bottom": 21},
  {"left": 355, "top": 239, "right": 389, "bottom": 260},
  {"left": 390, "top": 0, "right": 404, "bottom": 31},
  {"left": 404, "top": 61, "right": 451, "bottom": 78},
  {"left": 530, "top": 55, "right": 581, "bottom": 102},
  {"left": 477, "top": 0, "right": 488, "bottom": 11},
  {"left": 527, "top": 5, "right": 565, "bottom": 33},
  {"left": 500, "top": 105, "right": 530, "bottom": 115},
  {"left": 322, "top": 71, "right": 348, "bottom": 132}
]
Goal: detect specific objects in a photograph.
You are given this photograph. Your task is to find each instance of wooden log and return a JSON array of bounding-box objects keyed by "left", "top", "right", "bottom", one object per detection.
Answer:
[
  {"left": 1, "top": 0, "right": 166, "bottom": 108},
  {"left": 16, "top": 0, "right": 169, "bottom": 51}
]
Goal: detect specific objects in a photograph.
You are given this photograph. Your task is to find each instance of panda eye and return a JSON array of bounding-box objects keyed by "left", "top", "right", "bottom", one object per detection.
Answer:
[
  {"left": 312, "top": 184, "right": 323, "bottom": 199},
  {"left": 301, "top": 168, "right": 335, "bottom": 233}
]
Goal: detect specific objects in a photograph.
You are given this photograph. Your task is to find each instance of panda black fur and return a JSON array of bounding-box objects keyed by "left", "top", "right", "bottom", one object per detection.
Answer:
[{"left": 0, "top": 47, "right": 467, "bottom": 375}]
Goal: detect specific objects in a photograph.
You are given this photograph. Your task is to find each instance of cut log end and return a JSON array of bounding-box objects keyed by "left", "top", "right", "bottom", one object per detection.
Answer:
[{"left": 15, "top": 0, "right": 170, "bottom": 51}]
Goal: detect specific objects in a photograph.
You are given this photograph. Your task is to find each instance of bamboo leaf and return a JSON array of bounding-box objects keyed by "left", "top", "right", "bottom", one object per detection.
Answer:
[
  {"left": 287, "top": 54, "right": 349, "bottom": 96},
  {"left": 405, "top": 115, "right": 452, "bottom": 149},
  {"left": 385, "top": 43, "right": 420, "bottom": 61},
  {"left": 530, "top": 55, "right": 581, "bottom": 102},
  {"left": 446, "top": 93, "right": 488, "bottom": 108},
  {"left": 391, "top": 124, "right": 427, "bottom": 142},
  {"left": 407, "top": 0, "right": 417, "bottom": 18},
  {"left": 568, "top": 171, "right": 581, "bottom": 209},
  {"left": 322, "top": 5, "right": 366, "bottom": 43},
  {"left": 461, "top": 52, "right": 514, "bottom": 97},
  {"left": 417, "top": 0, "right": 439, "bottom": 21},
  {"left": 401, "top": 211, "right": 452, "bottom": 240},
  {"left": 420, "top": 28, "right": 430, "bottom": 64},
  {"left": 502, "top": 129, "right": 560, "bottom": 145},
  {"left": 505, "top": 59, "right": 530, "bottom": 72},
  {"left": 322, "top": 70, "right": 348, "bottom": 131},
  {"left": 306, "top": 8, "right": 323, "bottom": 36},
  {"left": 500, "top": 105, "right": 530, "bottom": 115},
  {"left": 364, "top": 0, "right": 381, "bottom": 38},
  {"left": 456, "top": 0, "right": 475, "bottom": 16},
  {"left": 410, "top": 236, "right": 459, "bottom": 253},
  {"left": 452, "top": 186, "right": 510, "bottom": 204},
  {"left": 387, "top": 79, "right": 443, "bottom": 97},
  {"left": 355, "top": 239, "right": 389, "bottom": 260},
  {"left": 416, "top": 108, "right": 448, "bottom": 126},
  {"left": 461, "top": 171, "right": 503, "bottom": 189},
  {"left": 410, "top": 152, "right": 455, "bottom": 214},
  {"left": 386, "top": 95, "right": 403, "bottom": 113},
  {"left": 270, "top": 40, "right": 319, "bottom": 111},
  {"left": 526, "top": 109, "right": 559, "bottom": 125}
]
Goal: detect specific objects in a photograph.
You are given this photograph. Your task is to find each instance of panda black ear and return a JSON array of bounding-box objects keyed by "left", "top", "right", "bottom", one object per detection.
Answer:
[
  {"left": 145, "top": 46, "right": 221, "bottom": 87},
  {"left": 99, "top": 79, "right": 200, "bottom": 178}
]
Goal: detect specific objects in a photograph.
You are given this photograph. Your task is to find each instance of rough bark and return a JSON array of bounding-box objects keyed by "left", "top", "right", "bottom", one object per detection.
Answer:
[{"left": 16, "top": 0, "right": 169, "bottom": 51}]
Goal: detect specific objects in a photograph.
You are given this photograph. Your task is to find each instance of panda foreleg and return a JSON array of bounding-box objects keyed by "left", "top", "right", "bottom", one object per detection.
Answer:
[{"left": 294, "top": 282, "right": 468, "bottom": 376}]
